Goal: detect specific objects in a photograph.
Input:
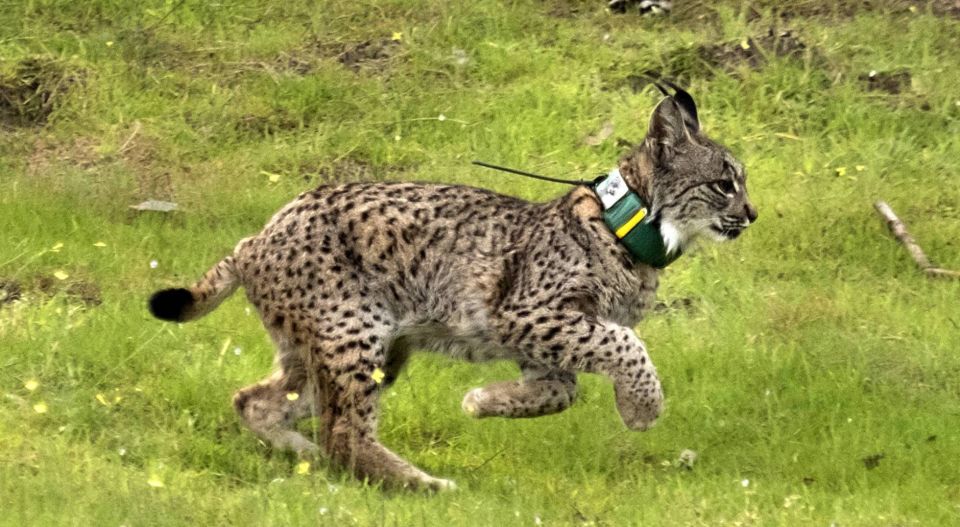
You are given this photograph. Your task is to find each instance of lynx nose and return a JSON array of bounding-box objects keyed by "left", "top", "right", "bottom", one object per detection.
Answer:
[{"left": 744, "top": 203, "right": 758, "bottom": 224}]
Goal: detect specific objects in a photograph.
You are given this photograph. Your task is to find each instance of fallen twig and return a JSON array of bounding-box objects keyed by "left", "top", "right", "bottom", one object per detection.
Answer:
[
  {"left": 874, "top": 200, "right": 960, "bottom": 279},
  {"left": 117, "top": 120, "right": 141, "bottom": 154}
]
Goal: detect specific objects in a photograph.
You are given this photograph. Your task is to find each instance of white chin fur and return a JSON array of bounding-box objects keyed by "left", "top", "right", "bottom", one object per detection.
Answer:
[
  {"left": 659, "top": 220, "right": 685, "bottom": 255},
  {"left": 704, "top": 227, "right": 728, "bottom": 243}
]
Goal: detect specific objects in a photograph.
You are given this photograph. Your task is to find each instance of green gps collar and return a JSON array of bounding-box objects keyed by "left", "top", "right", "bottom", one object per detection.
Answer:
[{"left": 593, "top": 169, "right": 681, "bottom": 268}]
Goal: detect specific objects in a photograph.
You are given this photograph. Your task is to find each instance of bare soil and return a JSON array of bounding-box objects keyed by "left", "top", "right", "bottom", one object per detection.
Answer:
[
  {"left": 698, "top": 29, "right": 807, "bottom": 71},
  {"left": 26, "top": 123, "right": 177, "bottom": 202},
  {"left": 0, "top": 57, "right": 83, "bottom": 128},
  {"left": 0, "top": 280, "right": 22, "bottom": 305},
  {"left": 272, "top": 38, "right": 403, "bottom": 76},
  {"left": 335, "top": 39, "right": 402, "bottom": 73},
  {"left": 859, "top": 69, "right": 912, "bottom": 94},
  {"left": 2, "top": 275, "right": 102, "bottom": 307}
]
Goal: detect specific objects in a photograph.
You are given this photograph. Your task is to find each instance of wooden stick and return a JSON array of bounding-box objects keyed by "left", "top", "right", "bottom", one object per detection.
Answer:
[{"left": 874, "top": 201, "right": 960, "bottom": 279}]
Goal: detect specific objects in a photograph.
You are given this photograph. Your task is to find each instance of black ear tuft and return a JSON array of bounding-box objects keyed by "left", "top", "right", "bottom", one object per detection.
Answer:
[
  {"left": 149, "top": 288, "right": 194, "bottom": 322},
  {"left": 649, "top": 79, "right": 670, "bottom": 98},
  {"left": 644, "top": 72, "right": 700, "bottom": 133}
]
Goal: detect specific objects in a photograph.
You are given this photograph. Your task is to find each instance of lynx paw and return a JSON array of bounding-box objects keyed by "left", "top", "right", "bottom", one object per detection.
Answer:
[
  {"left": 461, "top": 388, "right": 486, "bottom": 418},
  {"left": 410, "top": 475, "right": 458, "bottom": 492},
  {"left": 427, "top": 477, "right": 458, "bottom": 492}
]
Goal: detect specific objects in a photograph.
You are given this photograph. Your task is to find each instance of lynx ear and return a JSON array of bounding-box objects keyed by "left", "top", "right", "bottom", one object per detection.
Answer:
[
  {"left": 646, "top": 97, "right": 690, "bottom": 160},
  {"left": 646, "top": 74, "right": 700, "bottom": 133}
]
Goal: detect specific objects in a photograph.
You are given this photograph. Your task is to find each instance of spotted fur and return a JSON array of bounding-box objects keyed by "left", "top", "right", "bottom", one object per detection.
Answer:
[{"left": 149, "top": 92, "right": 756, "bottom": 490}]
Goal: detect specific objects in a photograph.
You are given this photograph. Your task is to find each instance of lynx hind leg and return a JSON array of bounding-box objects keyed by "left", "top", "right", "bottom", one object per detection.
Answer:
[
  {"left": 233, "top": 368, "right": 319, "bottom": 458},
  {"left": 233, "top": 372, "right": 319, "bottom": 457},
  {"left": 312, "top": 326, "right": 455, "bottom": 491},
  {"left": 462, "top": 364, "right": 577, "bottom": 419}
]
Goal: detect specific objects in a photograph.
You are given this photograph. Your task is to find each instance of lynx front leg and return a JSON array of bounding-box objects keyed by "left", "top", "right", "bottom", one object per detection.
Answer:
[
  {"left": 461, "top": 364, "right": 576, "bottom": 419},
  {"left": 499, "top": 310, "right": 663, "bottom": 431}
]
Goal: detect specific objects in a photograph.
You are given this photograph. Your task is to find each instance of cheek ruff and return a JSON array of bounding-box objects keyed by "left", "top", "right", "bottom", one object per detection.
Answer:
[{"left": 658, "top": 220, "right": 684, "bottom": 255}]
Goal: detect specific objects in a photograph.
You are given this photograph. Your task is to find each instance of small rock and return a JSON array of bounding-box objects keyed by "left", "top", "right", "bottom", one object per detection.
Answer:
[
  {"left": 678, "top": 449, "right": 698, "bottom": 469},
  {"left": 130, "top": 200, "right": 178, "bottom": 212}
]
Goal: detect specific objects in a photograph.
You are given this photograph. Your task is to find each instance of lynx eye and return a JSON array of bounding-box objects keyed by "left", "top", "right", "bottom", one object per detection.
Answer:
[{"left": 712, "top": 179, "right": 736, "bottom": 196}]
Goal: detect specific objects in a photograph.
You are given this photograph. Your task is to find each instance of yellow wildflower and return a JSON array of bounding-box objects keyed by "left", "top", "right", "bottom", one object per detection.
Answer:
[{"left": 261, "top": 170, "right": 281, "bottom": 183}]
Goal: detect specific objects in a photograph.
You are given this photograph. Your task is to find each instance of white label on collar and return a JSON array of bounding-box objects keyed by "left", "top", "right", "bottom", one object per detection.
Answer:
[{"left": 595, "top": 168, "right": 629, "bottom": 209}]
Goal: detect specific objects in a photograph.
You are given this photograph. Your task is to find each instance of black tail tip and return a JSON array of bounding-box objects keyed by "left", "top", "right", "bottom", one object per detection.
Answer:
[{"left": 149, "top": 288, "right": 194, "bottom": 322}]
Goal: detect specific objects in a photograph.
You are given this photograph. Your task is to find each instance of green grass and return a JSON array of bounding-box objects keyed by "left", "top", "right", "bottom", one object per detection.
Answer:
[{"left": 2, "top": 0, "right": 959, "bottom": 525}]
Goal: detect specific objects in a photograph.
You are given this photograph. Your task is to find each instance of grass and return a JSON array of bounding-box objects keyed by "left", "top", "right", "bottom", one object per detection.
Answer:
[{"left": 2, "top": 0, "right": 959, "bottom": 525}]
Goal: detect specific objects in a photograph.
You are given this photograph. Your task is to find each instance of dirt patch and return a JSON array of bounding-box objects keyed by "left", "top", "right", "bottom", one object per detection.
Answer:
[
  {"left": 234, "top": 111, "right": 301, "bottom": 135},
  {"left": 658, "top": 28, "right": 809, "bottom": 80},
  {"left": 862, "top": 452, "right": 884, "bottom": 469},
  {"left": 26, "top": 122, "right": 179, "bottom": 202},
  {"left": 272, "top": 53, "right": 316, "bottom": 76},
  {"left": 27, "top": 135, "right": 102, "bottom": 176},
  {"left": 545, "top": 0, "right": 592, "bottom": 18},
  {"left": 335, "top": 39, "right": 402, "bottom": 73},
  {"left": 33, "top": 275, "right": 59, "bottom": 297},
  {"left": 773, "top": 0, "right": 880, "bottom": 20},
  {"left": 927, "top": 0, "right": 960, "bottom": 16},
  {"left": 119, "top": 129, "right": 176, "bottom": 202},
  {"left": 773, "top": 0, "right": 960, "bottom": 20},
  {"left": 871, "top": 0, "right": 960, "bottom": 17},
  {"left": 700, "top": 29, "right": 807, "bottom": 70},
  {"left": 10, "top": 275, "right": 103, "bottom": 307},
  {"left": 657, "top": 0, "right": 960, "bottom": 26},
  {"left": 0, "top": 280, "right": 22, "bottom": 305},
  {"left": 269, "top": 37, "right": 403, "bottom": 76},
  {"left": 652, "top": 297, "right": 698, "bottom": 314},
  {"left": 859, "top": 69, "right": 911, "bottom": 94},
  {"left": 0, "top": 56, "right": 84, "bottom": 128},
  {"left": 64, "top": 281, "right": 103, "bottom": 306},
  {"left": 117, "top": 30, "right": 197, "bottom": 69}
]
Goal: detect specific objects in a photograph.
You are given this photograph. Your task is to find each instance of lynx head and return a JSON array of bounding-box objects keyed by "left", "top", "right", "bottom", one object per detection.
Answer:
[{"left": 621, "top": 81, "right": 757, "bottom": 255}]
